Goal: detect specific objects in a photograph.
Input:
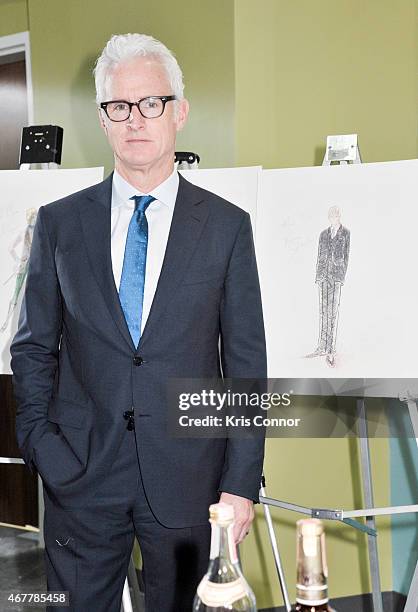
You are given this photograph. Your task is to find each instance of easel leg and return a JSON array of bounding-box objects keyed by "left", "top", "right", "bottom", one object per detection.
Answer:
[
  {"left": 357, "top": 399, "right": 384, "bottom": 612},
  {"left": 404, "top": 399, "right": 418, "bottom": 610},
  {"left": 406, "top": 399, "right": 418, "bottom": 448},
  {"left": 127, "top": 552, "right": 144, "bottom": 611},
  {"left": 38, "top": 474, "right": 44, "bottom": 548},
  {"left": 404, "top": 559, "right": 418, "bottom": 612},
  {"left": 121, "top": 577, "right": 134, "bottom": 612},
  {"left": 260, "top": 479, "right": 292, "bottom": 612}
]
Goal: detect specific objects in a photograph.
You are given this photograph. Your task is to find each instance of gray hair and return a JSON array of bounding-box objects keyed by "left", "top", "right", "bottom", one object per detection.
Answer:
[
  {"left": 328, "top": 205, "right": 341, "bottom": 218},
  {"left": 93, "top": 33, "right": 184, "bottom": 104}
]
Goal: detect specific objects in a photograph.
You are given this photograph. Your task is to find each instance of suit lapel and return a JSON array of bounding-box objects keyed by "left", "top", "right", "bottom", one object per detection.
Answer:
[
  {"left": 138, "top": 174, "right": 210, "bottom": 350},
  {"left": 78, "top": 172, "right": 210, "bottom": 353},
  {"left": 79, "top": 173, "right": 136, "bottom": 352}
]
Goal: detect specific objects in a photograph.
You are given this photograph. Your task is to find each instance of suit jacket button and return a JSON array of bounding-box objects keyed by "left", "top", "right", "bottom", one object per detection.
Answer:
[{"left": 133, "top": 356, "right": 143, "bottom": 366}]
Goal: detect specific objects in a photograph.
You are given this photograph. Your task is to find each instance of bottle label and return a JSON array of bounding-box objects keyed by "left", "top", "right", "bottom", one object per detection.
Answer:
[
  {"left": 295, "top": 597, "right": 329, "bottom": 606},
  {"left": 197, "top": 576, "right": 250, "bottom": 607},
  {"left": 296, "top": 582, "right": 328, "bottom": 606}
]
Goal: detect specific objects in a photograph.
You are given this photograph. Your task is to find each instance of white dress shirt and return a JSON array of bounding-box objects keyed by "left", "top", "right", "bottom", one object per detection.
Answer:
[{"left": 111, "top": 168, "right": 179, "bottom": 335}]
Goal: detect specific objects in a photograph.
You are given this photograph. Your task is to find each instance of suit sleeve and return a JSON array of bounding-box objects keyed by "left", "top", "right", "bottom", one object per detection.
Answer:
[
  {"left": 315, "top": 231, "right": 323, "bottom": 283},
  {"left": 343, "top": 229, "right": 350, "bottom": 282},
  {"left": 218, "top": 212, "right": 267, "bottom": 502},
  {"left": 10, "top": 206, "right": 62, "bottom": 474}
]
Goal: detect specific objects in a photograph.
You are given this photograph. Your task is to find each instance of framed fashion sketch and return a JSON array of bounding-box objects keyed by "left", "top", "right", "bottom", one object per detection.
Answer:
[
  {"left": 0, "top": 167, "right": 104, "bottom": 374},
  {"left": 256, "top": 159, "right": 418, "bottom": 378}
]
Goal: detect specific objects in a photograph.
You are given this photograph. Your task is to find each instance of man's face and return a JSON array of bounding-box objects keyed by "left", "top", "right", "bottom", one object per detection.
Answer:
[
  {"left": 328, "top": 212, "right": 341, "bottom": 227},
  {"left": 99, "top": 56, "right": 188, "bottom": 174}
]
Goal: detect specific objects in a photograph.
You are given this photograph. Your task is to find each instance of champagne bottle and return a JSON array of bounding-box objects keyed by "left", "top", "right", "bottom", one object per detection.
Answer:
[
  {"left": 292, "top": 518, "right": 336, "bottom": 612},
  {"left": 193, "top": 502, "right": 257, "bottom": 611}
]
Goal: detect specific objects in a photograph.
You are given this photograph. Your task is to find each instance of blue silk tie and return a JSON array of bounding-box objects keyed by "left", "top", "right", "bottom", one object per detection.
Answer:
[{"left": 119, "top": 195, "right": 155, "bottom": 348}]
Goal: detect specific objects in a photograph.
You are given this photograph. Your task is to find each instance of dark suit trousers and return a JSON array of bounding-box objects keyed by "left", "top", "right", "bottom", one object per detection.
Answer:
[
  {"left": 42, "top": 424, "right": 211, "bottom": 612},
  {"left": 318, "top": 278, "right": 342, "bottom": 354}
]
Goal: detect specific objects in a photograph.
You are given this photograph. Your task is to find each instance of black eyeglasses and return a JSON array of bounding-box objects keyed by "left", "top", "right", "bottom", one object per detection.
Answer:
[{"left": 100, "top": 95, "right": 177, "bottom": 121}]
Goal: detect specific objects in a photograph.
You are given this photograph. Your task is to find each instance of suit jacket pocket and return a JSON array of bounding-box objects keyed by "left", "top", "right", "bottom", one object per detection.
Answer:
[
  {"left": 34, "top": 396, "right": 93, "bottom": 483},
  {"left": 33, "top": 428, "right": 87, "bottom": 487}
]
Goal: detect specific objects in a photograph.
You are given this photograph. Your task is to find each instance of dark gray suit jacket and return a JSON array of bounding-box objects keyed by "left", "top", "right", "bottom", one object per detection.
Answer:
[
  {"left": 10, "top": 172, "right": 267, "bottom": 527},
  {"left": 315, "top": 224, "right": 350, "bottom": 284}
]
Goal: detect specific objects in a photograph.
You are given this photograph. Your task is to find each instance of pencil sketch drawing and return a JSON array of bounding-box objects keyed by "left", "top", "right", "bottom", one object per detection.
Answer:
[
  {"left": 1, "top": 207, "right": 38, "bottom": 332},
  {"left": 305, "top": 206, "right": 350, "bottom": 367}
]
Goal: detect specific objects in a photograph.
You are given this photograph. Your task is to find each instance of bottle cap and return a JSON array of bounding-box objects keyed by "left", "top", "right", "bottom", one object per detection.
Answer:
[
  {"left": 296, "top": 518, "right": 324, "bottom": 537},
  {"left": 209, "top": 502, "right": 235, "bottom": 524}
]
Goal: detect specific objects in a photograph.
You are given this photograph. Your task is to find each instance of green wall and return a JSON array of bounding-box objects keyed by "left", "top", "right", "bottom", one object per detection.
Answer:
[
  {"left": 0, "top": 0, "right": 27, "bottom": 37},
  {"left": 235, "top": 0, "right": 417, "bottom": 168},
  {"left": 1, "top": 0, "right": 417, "bottom": 608},
  {"left": 27, "top": 0, "right": 235, "bottom": 174}
]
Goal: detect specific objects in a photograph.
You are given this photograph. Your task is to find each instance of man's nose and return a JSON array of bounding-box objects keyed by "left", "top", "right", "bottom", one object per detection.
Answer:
[{"left": 128, "top": 104, "right": 146, "bottom": 127}]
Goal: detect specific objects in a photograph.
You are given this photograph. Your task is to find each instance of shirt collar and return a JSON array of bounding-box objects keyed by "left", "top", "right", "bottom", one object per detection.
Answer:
[{"left": 112, "top": 167, "right": 179, "bottom": 209}]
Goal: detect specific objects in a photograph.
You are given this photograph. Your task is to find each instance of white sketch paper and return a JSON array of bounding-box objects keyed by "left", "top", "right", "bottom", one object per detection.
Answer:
[
  {"left": 180, "top": 166, "right": 261, "bottom": 228},
  {"left": 256, "top": 159, "right": 418, "bottom": 378},
  {"left": 1, "top": 207, "right": 38, "bottom": 333},
  {"left": 0, "top": 167, "right": 104, "bottom": 374}
]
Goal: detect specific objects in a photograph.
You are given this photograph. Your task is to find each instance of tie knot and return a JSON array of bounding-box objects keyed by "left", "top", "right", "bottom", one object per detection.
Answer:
[{"left": 130, "top": 194, "right": 156, "bottom": 214}]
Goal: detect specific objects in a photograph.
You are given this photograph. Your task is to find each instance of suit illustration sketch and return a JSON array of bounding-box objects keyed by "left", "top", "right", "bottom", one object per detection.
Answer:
[
  {"left": 306, "top": 206, "right": 350, "bottom": 367},
  {"left": 1, "top": 208, "right": 38, "bottom": 332}
]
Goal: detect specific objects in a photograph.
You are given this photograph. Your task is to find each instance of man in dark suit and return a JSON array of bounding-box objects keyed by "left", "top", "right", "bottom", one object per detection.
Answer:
[
  {"left": 305, "top": 205, "right": 350, "bottom": 367},
  {"left": 10, "top": 33, "right": 267, "bottom": 611}
]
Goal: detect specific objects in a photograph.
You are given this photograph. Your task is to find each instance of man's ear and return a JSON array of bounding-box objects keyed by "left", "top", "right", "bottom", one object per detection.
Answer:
[
  {"left": 175, "top": 98, "right": 189, "bottom": 132},
  {"left": 98, "top": 108, "right": 108, "bottom": 134}
]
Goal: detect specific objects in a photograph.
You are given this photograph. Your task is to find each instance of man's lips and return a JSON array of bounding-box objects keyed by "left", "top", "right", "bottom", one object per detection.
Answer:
[{"left": 125, "top": 138, "right": 151, "bottom": 143}]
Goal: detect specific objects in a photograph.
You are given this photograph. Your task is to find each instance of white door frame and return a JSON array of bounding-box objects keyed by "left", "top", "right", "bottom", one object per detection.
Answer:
[{"left": 0, "top": 31, "right": 34, "bottom": 125}]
